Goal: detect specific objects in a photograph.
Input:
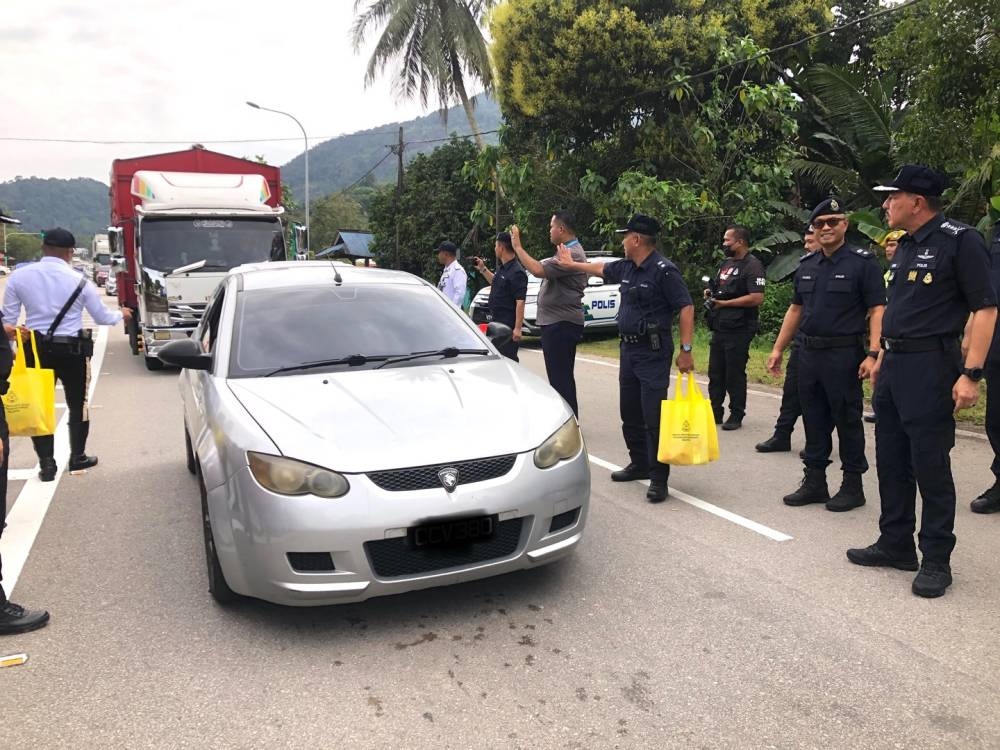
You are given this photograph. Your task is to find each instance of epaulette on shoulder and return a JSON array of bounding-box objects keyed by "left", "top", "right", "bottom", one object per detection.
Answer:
[
  {"left": 853, "top": 246, "right": 875, "bottom": 259},
  {"left": 799, "top": 251, "right": 819, "bottom": 262},
  {"left": 656, "top": 260, "right": 666, "bottom": 269},
  {"left": 939, "top": 220, "right": 969, "bottom": 237}
]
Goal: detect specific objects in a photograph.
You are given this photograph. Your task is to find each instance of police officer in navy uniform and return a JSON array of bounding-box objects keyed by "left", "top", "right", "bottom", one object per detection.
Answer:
[
  {"left": 705, "top": 225, "right": 766, "bottom": 430},
  {"left": 2, "top": 228, "right": 131, "bottom": 481},
  {"left": 756, "top": 225, "right": 820, "bottom": 454},
  {"left": 0, "top": 309, "right": 50, "bottom": 634},
  {"left": 970, "top": 218, "right": 1000, "bottom": 513},
  {"left": 847, "top": 166, "right": 997, "bottom": 598},
  {"left": 554, "top": 214, "right": 694, "bottom": 502},
  {"left": 472, "top": 232, "right": 528, "bottom": 361},
  {"left": 767, "top": 199, "right": 886, "bottom": 512}
]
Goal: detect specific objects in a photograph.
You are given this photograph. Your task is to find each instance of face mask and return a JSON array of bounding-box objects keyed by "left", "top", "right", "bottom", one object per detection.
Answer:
[{"left": 723, "top": 246, "right": 736, "bottom": 257}]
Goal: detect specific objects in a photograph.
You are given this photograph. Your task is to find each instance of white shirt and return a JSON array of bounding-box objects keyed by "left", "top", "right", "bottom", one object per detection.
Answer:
[
  {"left": 437, "top": 258, "right": 468, "bottom": 308},
  {"left": 3, "top": 256, "right": 124, "bottom": 335}
]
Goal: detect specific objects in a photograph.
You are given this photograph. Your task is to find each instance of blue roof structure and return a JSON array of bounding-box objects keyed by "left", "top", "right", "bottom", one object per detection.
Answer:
[{"left": 316, "top": 231, "right": 374, "bottom": 259}]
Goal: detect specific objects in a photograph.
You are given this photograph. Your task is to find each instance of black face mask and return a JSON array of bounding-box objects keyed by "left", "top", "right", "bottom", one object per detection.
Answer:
[{"left": 723, "top": 246, "right": 736, "bottom": 257}]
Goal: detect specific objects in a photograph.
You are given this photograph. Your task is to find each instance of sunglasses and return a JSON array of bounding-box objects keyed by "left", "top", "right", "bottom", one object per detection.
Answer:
[{"left": 812, "top": 217, "right": 845, "bottom": 229}]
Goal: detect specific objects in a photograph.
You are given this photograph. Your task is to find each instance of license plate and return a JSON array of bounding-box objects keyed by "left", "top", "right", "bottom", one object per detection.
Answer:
[{"left": 408, "top": 515, "right": 497, "bottom": 548}]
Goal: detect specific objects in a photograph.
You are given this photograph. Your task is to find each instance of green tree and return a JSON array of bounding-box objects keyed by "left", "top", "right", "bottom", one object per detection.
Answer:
[
  {"left": 352, "top": 0, "right": 495, "bottom": 147},
  {"left": 308, "top": 193, "right": 369, "bottom": 252}
]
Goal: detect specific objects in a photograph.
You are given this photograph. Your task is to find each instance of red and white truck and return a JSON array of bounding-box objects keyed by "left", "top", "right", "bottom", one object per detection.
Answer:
[{"left": 108, "top": 147, "right": 285, "bottom": 370}]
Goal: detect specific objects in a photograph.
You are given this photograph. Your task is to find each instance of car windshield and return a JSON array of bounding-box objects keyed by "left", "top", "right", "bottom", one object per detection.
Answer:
[
  {"left": 140, "top": 217, "right": 285, "bottom": 273},
  {"left": 230, "top": 283, "right": 490, "bottom": 378}
]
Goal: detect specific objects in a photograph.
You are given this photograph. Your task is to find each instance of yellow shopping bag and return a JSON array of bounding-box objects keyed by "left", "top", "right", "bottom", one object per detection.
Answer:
[
  {"left": 657, "top": 372, "right": 720, "bottom": 466},
  {"left": 2, "top": 331, "right": 57, "bottom": 437}
]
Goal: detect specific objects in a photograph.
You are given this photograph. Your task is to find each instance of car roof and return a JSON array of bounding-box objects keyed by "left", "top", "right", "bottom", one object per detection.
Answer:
[{"left": 229, "top": 260, "right": 424, "bottom": 292}]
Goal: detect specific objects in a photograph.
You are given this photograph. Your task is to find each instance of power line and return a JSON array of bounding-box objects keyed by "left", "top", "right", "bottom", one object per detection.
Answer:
[{"left": 337, "top": 150, "right": 395, "bottom": 195}]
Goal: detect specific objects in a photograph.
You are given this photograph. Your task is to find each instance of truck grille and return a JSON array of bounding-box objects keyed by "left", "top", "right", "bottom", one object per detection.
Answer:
[
  {"left": 366, "top": 454, "right": 517, "bottom": 492},
  {"left": 168, "top": 302, "right": 207, "bottom": 327},
  {"left": 364, "top": 517, "right": 524, "bottom": 578}
]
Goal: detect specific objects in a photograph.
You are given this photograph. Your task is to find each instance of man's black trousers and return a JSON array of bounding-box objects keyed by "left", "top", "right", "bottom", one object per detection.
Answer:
[
  {"left": 25, "top": 341, "right": 90, "bottom": 459},
  {"left": 707, "top": 330, "right": 754, "bottom": 420},
  {"left": 985, "top": 361, "right": 1000, "bottom": 479},
  {"left": 773, "top": 344, "right": 802, "bottom": 437},
  {"left": 620, "top": 343, "right": 671, "bottom": 484},
  {"left": 873, "top": 348, "right": 960, "bottom": 564},
  {"left": 540, "top": 321, "right": 583, "bottom": 417},
  {"left": 797, "top": 345, "right": 868, "bottom": 473}
]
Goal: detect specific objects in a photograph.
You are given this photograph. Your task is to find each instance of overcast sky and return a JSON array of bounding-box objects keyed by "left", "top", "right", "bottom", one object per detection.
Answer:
[{"left": 1, "top": 1, "right": 450, "bottom": 184}]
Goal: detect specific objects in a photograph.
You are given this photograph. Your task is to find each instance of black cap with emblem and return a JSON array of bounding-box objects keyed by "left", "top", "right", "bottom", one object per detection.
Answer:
[
  {"left": 615, "top": 214, "right": 661, "bottom": 236},
  {"left": 809, "top": 197, "right": 847, "bottom": 224},
  {"left": 873, "top": 165, "right": 947, "bottom": 197}
]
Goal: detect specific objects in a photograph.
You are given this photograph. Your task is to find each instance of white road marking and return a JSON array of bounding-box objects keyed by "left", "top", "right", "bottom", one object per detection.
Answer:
[
  {"left": 1, "top": 325, "right": 110, "bottom": 595},
  {"left": 588, "top": 454, "right": 793, "bottom": 542}
]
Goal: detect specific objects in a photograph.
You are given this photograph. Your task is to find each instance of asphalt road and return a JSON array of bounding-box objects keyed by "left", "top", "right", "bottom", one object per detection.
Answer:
[{"left": 4, "top": 300, "right": 1000, "bottom": 748}]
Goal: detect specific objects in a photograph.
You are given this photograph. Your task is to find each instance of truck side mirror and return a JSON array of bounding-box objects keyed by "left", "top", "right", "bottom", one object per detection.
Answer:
[
  {"left": 107, "top": 226, "right": 124, "bottom": 255},
  {"left": 294, "top": 225, "right": 309, "bottom": 253}
]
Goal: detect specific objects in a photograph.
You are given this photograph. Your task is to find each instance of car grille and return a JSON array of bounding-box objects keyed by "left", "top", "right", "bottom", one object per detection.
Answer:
[
  {"left": 168, "top": 301, "right": 207, "bottom": 328},
  {"left": 364, "top": 517, "right": 524, "bottom": 578},
  {"left": 366, "top": 454, "right": 517, "bottom": 492}
]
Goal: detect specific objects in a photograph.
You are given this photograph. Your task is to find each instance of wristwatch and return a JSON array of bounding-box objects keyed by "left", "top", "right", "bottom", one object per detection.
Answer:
[
  {"left": 866, "top": 350, "right": 879, "bottom": 360},
  {"left": 962, "top": 366, "right": 984, "bottom": 382},
  {"left": 680, "top": 343, "right": 693, "bottom": 353}
]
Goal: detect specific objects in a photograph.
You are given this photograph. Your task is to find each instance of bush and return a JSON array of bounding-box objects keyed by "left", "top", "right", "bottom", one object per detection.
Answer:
[{"left": 757, "top": 280, "right": 794, "bottom": 338}]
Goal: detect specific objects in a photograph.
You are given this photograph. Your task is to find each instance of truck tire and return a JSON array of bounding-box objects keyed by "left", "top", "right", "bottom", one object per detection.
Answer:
[
  {"left": 144, "top": 355, "right": 164, "bottom": 371},
  {"left": 127, "top": 316, "right": 140, "bottom": 355},
  {"left": 199, "top": 469, "right": 239, "bottom": 606}
]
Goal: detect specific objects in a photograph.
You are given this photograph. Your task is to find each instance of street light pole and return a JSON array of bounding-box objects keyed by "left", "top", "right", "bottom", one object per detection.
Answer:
[{"left": 246, "top": 101, "right": 309, "bottom": 253}]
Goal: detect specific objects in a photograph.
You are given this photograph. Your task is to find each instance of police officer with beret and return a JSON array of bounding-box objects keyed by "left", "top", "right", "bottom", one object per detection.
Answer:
[
  {"left": 472, "top": 232, "right": 528, "bottom": 361},
  {"left": 767, "top": 199, "right": 886, "bottom": 512},
  {"left": 554, "top": 214, "right": 694, "bottom": 503},
  {"left": 705, "top": 224, "right": 766, "bottom": 430},
  {"left": 2, "top": 228, "right": 131, "bottom": 481},
  {"left": 847, "top": 166, "right": 997, "bottom": 598},
  {"left": 970, "top": 218, "right": 1000, "bottom": 513}
]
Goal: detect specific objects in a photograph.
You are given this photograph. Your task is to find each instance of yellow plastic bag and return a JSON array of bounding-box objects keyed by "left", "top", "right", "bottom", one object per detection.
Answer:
[
  {"left": 657, "top": 372, "right": 720, "bottom": 466},
  {"left": 2, "top": 331, "right": 56, "bottom": 437}
]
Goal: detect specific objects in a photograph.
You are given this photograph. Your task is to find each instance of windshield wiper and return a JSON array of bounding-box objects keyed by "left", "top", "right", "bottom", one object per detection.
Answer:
[
  {"left": 374, "top": 347, "right": 491, "bottom": 370},
  {"left": 264, "top": 354, "right": 388, "bottom": 377}
]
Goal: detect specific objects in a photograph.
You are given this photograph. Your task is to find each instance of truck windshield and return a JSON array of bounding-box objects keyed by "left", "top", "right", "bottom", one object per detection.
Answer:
[{"left": 140, "top": 218, "right": 284, "bottom": 273}]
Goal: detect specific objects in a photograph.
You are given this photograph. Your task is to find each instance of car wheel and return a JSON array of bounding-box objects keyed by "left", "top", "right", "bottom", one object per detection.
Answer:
[
  {"left": 198, "top": 470, "right": 239, "bottom": 605},
  {"left": 184, "top": 426, "right": 197, "bottom": 475},
  {"left": 144, "top": 355, "right": 164, "bottom": 371}
]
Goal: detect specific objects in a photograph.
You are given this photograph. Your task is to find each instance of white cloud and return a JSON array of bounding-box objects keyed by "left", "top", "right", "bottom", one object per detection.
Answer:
[{"left": 1, "top": 0, "right": 441, "bottom": 183}]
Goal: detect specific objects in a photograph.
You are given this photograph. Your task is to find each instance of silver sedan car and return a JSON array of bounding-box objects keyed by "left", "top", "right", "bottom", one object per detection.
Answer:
[{"left": 158, "top": 262, "right": 590, "bottom": 606}]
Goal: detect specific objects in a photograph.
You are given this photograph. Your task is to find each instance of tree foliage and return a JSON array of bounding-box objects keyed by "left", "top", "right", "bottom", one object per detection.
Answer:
[{"left": 308, "top": 192, "right": 369, "bottom": 252}]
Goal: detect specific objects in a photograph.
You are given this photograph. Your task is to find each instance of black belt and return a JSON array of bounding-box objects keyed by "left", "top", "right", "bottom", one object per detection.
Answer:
[
  {"left": 801, "top": 334, "right": 863, "bottom": 350},
  {"left": 34, "top": 333, "right": 82, "bottom": 346},
  {"left": 880, "top": 336, "right": 957, "bottom": 353}
]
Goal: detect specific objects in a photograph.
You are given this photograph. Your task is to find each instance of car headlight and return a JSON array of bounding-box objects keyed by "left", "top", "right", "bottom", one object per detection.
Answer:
[
  {"left": 149, "top": 312, "right": 171, "bottom": 327},
  {"left": 533, "top": 418, "right": 584, "bottom": 469},
  {"left": 247, "top": 452, "right": 350, "bottom": 498}
]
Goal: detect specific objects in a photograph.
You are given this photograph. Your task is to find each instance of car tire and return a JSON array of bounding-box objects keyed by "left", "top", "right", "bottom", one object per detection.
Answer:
[
  {"left": 198, "top": 469, "right": 239, "bottom": 606},
  {"left": 184, "top": 426, "right": 197, "bottom": 476},
  {"left": 144, "top": 355, "right": 164, "bottom": 371}
]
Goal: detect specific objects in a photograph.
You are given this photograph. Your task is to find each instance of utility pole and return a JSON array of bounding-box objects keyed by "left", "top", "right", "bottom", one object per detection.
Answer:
[{"left": 393, "top": 126, "right": 405, "bottom": 270}]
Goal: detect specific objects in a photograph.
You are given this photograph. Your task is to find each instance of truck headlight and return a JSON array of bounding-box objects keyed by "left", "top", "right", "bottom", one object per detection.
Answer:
[
  {"left": 149, "top": 312, "right": 171, "bottom": 327},
  {"left": 247, "top": 452, "right": 350, "bottom": 498},
  {"left": 533, "top": 418, "right": 584, "bottom": 469}
]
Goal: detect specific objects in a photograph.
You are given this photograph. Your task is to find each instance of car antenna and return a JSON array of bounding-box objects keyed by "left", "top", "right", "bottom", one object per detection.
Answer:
[{"left": 328, "top": 261, "right": 343, "bottom": 285}]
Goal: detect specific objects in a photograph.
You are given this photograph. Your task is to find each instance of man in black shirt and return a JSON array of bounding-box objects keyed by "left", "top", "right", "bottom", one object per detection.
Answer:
[
  {"left": 705, "top": 225, "right": 766, "bottom": 430},
  {"left": 970, "top": 219, "right": 1000, "bottom": 513},
  {"left": 848, "top": 166, "right": 997, "bottom": 598},
  {"left": 472, "top": 232, "right": 528, "bottom": 361}
]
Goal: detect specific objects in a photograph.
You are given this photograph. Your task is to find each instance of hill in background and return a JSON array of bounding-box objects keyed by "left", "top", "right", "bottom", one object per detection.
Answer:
[{"left": 0, "top": 177, "right": 109, "bottom": 241}]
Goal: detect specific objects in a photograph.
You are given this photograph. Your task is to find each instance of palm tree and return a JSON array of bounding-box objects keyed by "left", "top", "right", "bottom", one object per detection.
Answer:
[{"left": 352, "top": 0, "right": 494, "bottom": 148}]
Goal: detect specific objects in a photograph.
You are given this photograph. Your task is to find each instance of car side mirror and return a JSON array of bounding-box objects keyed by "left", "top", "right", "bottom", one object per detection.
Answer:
[
  {"left": 157, "top": 338, "right": 212, "bottom": 370},
  {"left": 587, "top": 276, "right": 604, "bottom": 287},
  {"left": 484, "top": 322, "right": 512, "bottom": 348}
]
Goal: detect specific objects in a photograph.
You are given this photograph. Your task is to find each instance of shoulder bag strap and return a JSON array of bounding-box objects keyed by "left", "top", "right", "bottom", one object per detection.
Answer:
[{"left": 46, "top": 278, "right": 87, "bottom": 340}]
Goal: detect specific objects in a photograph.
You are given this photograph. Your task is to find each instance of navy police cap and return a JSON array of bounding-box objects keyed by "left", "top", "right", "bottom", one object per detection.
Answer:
[
  {"left": 873, "top": 164, "right": 946, "bottom": 197},
  {"left": 42, "top": 227, "right": 76, "bottom": 248},
  {"left": 615, "top": 214, "right": 661, "bottom": 236},
  {"left": 809, "top": 197, "right": 847, "bottom": 223},
  {"left": 435, "top": 240, "right": 459, "bottom": 255}
]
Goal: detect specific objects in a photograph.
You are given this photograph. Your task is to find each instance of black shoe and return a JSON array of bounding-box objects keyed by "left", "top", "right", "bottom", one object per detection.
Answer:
[
  {"left": 826, "top": 472, "right": 866, "bottom": 512},
  {"left": 782, "top": 467, "right": 829, "bottom": 506},
  {"left": 0, "top": 600, "right": 50, "bottom": 635},
  {"left": 863, "top": 412, "right": 876, "bottom": 423},
  {"left": 912, "top": 561, "right": 953, "bottom": 598},
  {"left": 845, "top": 543, "right": 918, "bottom": 571},
  {"left": 38, "top": 457, "right": 56, "bottom": 482},
  {"left": 755, "top": 435, "right": 791, "bottom": 453},
  {"left": 646, "top": 480, "right": 668, "bottom": 503},
  {"left": 68, "top": 454, "right": 98, "bottom": 472},
  {"left": 611, "top": 463, "right": 650, "bottom": 482},
  {"left": 721, "top": 416, "right": 743, "bottom": 431},
  {"left": 971, "top": 481, "right": 1000, "bottom": 514}
]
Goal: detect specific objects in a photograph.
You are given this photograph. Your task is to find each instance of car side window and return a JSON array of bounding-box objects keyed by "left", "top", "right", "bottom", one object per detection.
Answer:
[{"left": 200, "top": 288, "right": 226, "bottom": 354}]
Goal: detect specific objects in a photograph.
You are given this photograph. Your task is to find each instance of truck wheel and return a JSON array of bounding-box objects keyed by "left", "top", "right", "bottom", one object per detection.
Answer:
[
  {"left": 184, "top": 426, "right": 197, "bottom": 475},
  {"left": 199, "top": 470, "right": 239, "bottom": 606},
  {"left": 144, "top": 355, "right": 164, "bottom": 371},
  {"left": 127, "top": 317, "right": 139, "bottom": 355}
]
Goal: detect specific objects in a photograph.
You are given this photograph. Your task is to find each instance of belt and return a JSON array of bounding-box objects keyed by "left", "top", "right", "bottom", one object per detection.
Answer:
[
  {"left": 33, "top": 333, "right": 82, "bottom": 346},
  {"left": 880, "top": 336, "right": 957, "bottom": 353},
  {"left": 801, "top": 334, "right": 863, "bottom": 350}
]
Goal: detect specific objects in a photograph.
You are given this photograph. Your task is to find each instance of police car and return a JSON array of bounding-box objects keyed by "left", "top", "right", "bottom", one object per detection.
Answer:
[{"left": 469, "top": 254, "right": 621, "bottom": 334}]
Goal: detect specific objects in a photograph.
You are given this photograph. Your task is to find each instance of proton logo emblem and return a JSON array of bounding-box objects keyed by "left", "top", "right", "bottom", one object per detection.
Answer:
[{"left": 438, "top": 467, "right": 460, "bottom": 492}]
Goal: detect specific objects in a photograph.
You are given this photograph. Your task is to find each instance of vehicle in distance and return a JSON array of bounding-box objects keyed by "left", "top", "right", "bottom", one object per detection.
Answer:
[{"left": 158, "top": 261, "right": 590, "bottom": 607}]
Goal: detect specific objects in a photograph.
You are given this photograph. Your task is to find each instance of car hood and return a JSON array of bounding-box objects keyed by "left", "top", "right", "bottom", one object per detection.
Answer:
[{"left": 226, "top": 358, "right": 572, "bottom": 473}]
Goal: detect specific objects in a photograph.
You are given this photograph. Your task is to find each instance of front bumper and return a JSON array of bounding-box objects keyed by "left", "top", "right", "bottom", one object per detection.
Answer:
[
  {"left": 143, "top": 326, "right": 194, "bottom": 357},
  {"left": 208, "top": 449, "right": 591, "bottom": 606}
]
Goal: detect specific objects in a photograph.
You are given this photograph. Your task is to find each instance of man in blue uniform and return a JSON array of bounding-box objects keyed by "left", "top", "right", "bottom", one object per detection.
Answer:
[
  {"left": 970, "top": 219, "right": 1000, "bottom": 513},
  {"left": 847, "top": 166, "right": 997, "bottom": 598},
  {"left": 3, "top": 228, "right": 130, "bottom": 481},
  {"left": 554, "top": 214, "right": 694, "bottom": 502},
  {"left": 472, "top": 232, "right": 528, "bottom": 361},
  {"left": 705, "top": 225, "right": 766, "bottom": 430},
  {"left": 767, "top": 199, "right": 886, "bottom": 512}
]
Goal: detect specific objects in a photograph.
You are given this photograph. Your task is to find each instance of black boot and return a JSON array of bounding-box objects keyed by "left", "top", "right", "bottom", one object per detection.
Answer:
[
  {"left": 755, "top": 434, "right": 791, "bottom": 452},
  {"left": 68, "top": 422, "right": 98, "bottom": 472},
  {"left": 611, "top": 463, "right": 650, "bottom": 482},
  {"left": 826, "top": 472, "right": 866, "bottom": 512},
  {"left": 971, "top": 480, "right": 1000, "bottom": 514},
  {"left": 721, "top": 414, "right": 743, "bottom": 431},
  {"left": 646, "top": 477, "right": 668, "bottom": 503},
  {"left": 0, "top": 586, "right": 49, "bottom": 635},
  {"left": 38, "top": 457, "right": 57, "bottom": 482},
  {"left": 782, "top": 467, "right": 829, "bottom": 506}
]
